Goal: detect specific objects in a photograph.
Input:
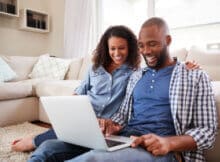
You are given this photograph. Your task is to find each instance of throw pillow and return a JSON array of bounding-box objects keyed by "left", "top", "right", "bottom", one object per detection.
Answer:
[
  {"left": 29, "top": 55, "right": 71, "bottom": 80},
  {"left": 1, "top": 55, "right": 39, "bottom": 81},
  {"left": 0, "top": 57, "right": 17, "bottom": 82}
]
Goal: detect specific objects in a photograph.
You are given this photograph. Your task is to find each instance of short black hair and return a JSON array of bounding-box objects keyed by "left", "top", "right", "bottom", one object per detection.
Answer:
[{"left": 141, "top": 17, "right": 169, "bottom": 35}]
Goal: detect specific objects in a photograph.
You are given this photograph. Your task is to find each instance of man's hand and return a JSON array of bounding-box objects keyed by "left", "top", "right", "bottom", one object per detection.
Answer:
[
  {"left": 131, "top": 134, "right": 171, "bottom": 156},
  {"left": 98, "top": 118, "right": 122, "bottom": 136},
  {"left": 131, "top": 134, "right": 197, "bottom": 156}
]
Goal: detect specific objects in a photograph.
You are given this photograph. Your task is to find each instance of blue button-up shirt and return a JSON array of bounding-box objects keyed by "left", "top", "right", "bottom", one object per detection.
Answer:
[
  {"left": 128, "top": 65, "right": 176, "bottom": 136},
  {"left": 74, "top": 64, "right": 133, "bottom": 118}
]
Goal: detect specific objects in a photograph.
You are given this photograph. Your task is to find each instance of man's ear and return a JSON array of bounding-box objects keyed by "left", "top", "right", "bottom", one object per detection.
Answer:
[{"left": 166, "top": 35, "right": 172, "bottom": 46}]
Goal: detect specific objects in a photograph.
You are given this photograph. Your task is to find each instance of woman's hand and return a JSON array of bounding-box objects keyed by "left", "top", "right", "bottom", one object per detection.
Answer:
[
  {"left": 185, "top": 60, "right": 201, "bottom": 70},
  {"left": 98, "top": 118, "right": 122, "bottom": 136}
]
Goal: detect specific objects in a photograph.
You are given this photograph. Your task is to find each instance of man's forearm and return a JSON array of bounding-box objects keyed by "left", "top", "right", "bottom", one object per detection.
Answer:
[{"left": 168, "top": 135, "right": 197, "bottom": 152}]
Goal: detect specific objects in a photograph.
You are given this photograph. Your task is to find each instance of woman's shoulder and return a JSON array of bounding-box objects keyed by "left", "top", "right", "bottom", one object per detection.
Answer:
[{"left": 89, "top": 65, "right": 106, "bottom": 75}]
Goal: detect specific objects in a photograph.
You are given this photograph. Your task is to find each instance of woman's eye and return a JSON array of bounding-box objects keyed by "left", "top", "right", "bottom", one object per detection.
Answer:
[{"left": 138, "top": 44, "right": 143, "bottom": 49}]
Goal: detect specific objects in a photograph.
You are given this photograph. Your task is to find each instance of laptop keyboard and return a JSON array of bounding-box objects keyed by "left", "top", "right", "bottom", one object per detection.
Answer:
[{"left": 105, "top": 139, "right": 125, "bottom": 147}]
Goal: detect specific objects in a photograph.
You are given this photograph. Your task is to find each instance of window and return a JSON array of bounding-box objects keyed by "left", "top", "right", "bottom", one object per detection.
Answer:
[
  {"left": 155, "top": 0, "right": 220, "bottom": 28},
  {"left": 101, "top": 0, "right": 148, "bottom": 35},
  {"left": 155, "top": 0, "right": 220, "bottom": 51},
  {"left": 101, "top": 0, "right": 220, "bottom": 51}
]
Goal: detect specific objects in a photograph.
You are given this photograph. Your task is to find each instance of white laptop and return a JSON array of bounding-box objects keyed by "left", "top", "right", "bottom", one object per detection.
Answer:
[{"left": 40, "top": 95, "right": 133, "bottom": 151}]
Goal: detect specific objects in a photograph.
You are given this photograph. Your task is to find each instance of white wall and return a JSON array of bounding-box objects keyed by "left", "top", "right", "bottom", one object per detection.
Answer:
[
  {"left": 0, "top": 0, "right": 64, "bottom": 57},
  {"left": 47, "top": 0, "right": 65, "bottom": 57}
]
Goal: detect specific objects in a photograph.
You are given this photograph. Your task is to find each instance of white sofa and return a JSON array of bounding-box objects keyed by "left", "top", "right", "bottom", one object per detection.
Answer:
[
  {"left": 0, "top": 48, "right": 219, "bottom": 162},
  {"left": 0, "top": 55, "right": 91, "bottom": 127}
]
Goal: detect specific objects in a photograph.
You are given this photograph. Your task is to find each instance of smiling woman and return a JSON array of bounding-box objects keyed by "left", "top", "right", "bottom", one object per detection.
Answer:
[
  {"left": 11, "top": 25, "right": 141, "bottom": 161},
  {"left": 107, "top": 37, "right": 128, "bottom": 73}
]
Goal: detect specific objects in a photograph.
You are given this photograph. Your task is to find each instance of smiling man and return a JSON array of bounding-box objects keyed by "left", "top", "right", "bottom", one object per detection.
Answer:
[{"left": 104, "top": 17, "right": 218, "bottom": 162}]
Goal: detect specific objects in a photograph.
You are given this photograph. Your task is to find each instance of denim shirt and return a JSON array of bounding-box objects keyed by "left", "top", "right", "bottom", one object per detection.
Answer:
[{"left": 74, "top": 64, "right": 133, "bottom": 118}]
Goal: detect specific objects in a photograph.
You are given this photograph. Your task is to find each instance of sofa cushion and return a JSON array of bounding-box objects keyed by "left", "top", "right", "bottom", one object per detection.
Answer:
[
  {"left": 29, "top": 55, "right": 71, "bottom": 80},
  {"left": 1, "top": 55, "right": 39, "bottom": 81},
  {"left": 18, "top": 78, "right": 55, "bottom": 96},
  {"left": 0, "top": 82, "right": 32, "bottom": 100},
  {"left": 35, "top": 80, "right": 81, "bottom": 97},
  {"left": 170, "top": 48, "right": 188, "bottom": 62},
  {"left": 212, "top": 81, "right": 220, "bottom": 128},
  {"left": 65, "top": 57, "right": 83, "bottom": 80},
  {"left": 0, "top": 57, "right": 17, "bottom": 82},
  {"left": 78, "top": 55, "right": 92, "bottom": 80},
  {"left": 187, "top": 47, "right": 220, "bottom": 81}
]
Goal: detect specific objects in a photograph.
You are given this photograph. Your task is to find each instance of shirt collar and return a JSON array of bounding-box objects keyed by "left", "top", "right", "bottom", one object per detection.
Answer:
[
  {"left": 141, "top": 61, "right": 180, "bottom": 74},
  {"left": 95, "top": 63, "right": 132, "bottom": 73}
]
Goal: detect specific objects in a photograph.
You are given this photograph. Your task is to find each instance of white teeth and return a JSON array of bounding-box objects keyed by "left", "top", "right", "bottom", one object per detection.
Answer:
[
  {"left": 146, "top": 56, "right": 156, "bottom": 62},
  {"left": 114, "top": 56, "right": 122, "bottom": 60},
  {"left": 147, "top": 56, "right": 155, "bottom": 59}
]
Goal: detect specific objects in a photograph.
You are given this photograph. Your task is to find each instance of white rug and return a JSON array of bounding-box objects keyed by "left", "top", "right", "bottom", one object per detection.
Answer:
[{"left": 0, "top": 122, "right": 48, "bottom": 162}]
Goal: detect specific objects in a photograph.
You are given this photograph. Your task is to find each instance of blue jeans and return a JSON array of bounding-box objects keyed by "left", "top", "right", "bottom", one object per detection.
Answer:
[
  {"left": 32, "top": 127, "right": 143, "bottom": 148},
  {"left": 33, "top": 129, "right": 57, "bottom": 147},
  {"left": 66, "top": 147, "right": 177, "bottom": 162},
  {"left": 28, "top": 139, "right": 177, "bottom": 162}
]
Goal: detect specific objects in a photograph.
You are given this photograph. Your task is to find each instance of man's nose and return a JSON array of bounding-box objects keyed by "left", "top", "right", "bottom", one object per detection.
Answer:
[{"left": 142, "top": 46, "right": 152, "bottom": 55}]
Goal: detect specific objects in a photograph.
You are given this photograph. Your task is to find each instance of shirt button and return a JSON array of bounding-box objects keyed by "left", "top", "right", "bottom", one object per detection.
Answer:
[
  {"left": 152, "top": 80, "right": 155, "bottom": 83},
  {"left": 108, "top": 97, "right": 110, "bottom": 100},
  {"left": 102, "top": 105, "right": 105, "bottom": 108},
  {"left": 150, "top": 86, "right": 153, "bottom": 89},
  {"left": 152, "top": 73, "right": 155, "bottom": 76}
]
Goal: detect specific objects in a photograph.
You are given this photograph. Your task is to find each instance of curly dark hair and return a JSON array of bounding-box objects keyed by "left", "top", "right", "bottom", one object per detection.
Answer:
[{"left": 92, "top": 25, "right": 140, "bottom": 70}]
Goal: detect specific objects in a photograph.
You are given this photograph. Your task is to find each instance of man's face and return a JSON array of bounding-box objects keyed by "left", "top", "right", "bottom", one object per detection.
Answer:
[{"left": 138, "top": 25, "right": 169, "bottom": 69}]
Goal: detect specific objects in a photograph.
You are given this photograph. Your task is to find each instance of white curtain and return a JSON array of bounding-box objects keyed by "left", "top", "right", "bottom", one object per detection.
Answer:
[{"left": 64, "top": 0, "right": 102, "bottom": 58}]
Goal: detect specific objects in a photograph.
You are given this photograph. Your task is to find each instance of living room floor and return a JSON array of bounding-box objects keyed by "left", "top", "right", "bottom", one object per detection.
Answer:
[{"left": 31, "top": 120, "right": 52, "bottom": 128}]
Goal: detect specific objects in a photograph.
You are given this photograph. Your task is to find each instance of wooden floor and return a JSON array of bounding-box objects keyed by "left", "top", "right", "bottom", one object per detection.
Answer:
[{"left": 31, "top": 120, "right": 52, "bottom": 128}]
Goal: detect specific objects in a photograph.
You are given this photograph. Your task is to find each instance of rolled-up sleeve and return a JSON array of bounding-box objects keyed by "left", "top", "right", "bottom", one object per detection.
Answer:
[{"left": 74, "top": 68, "right": 91, "bottom": 95}]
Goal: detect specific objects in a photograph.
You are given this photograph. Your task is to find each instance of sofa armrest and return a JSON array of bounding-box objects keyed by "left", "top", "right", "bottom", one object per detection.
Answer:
[{"left": 212, "top": 81, "right": 220, "bottom": 125}]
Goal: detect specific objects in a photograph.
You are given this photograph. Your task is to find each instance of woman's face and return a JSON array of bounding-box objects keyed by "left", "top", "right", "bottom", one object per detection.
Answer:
[{"left": 108, "top": 36, "right": 129, "bottom": 66}]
